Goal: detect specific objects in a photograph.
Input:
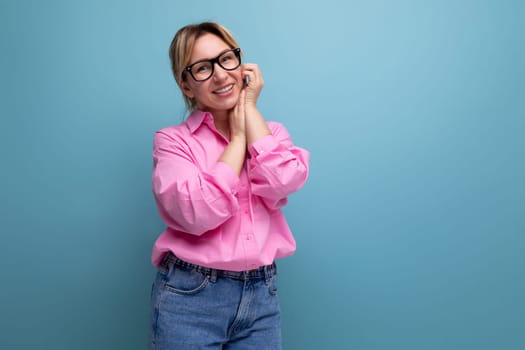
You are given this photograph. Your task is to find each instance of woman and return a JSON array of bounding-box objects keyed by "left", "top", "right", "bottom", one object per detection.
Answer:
[{"left": 149, "top": 22, "right": 310, "bottom": 349}]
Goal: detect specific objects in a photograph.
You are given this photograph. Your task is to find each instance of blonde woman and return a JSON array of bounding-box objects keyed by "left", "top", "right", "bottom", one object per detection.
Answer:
[{"left": 149, "top": 22, "right": 310, "bottom": 349}]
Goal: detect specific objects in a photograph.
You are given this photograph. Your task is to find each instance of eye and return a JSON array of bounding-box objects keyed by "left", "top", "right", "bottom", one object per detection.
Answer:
[
  {"left": 220, "top": 53, "right": 234, "bottom": 63},
  {"left": 193, "top": 63, "right": 210, "bottom": 73}
]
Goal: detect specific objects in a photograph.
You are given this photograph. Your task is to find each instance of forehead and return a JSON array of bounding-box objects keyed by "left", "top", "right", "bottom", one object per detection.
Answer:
[{"left": 191, "top": 33, "right": 231, "bottom": 62}]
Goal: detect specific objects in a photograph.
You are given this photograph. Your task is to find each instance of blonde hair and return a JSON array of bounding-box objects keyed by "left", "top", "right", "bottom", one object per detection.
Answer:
[{"left": 169, "top": 22, "right": 240, "bottom": 111}]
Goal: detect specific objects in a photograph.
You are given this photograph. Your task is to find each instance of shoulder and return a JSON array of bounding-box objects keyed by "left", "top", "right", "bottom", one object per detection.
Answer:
[
  {"left": 156, "top": 124, "right": 185, "bottom": 135},
  {"left": 154, "top": 122, "right": 191, "bottom": 147}
]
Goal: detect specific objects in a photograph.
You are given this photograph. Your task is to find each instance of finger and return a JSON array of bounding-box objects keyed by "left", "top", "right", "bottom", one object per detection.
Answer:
[
  {"left": 242, "top": 64, "right": 258, "bottom": 79},
  {"left": 242, "top": 71, "right": 255, "bottom": 87},
  {"left": 238, "top": 89, "right": 246, "bottom": 111},
  {"left": 242, "top": 64, "right": 263, "bottom": 87}
]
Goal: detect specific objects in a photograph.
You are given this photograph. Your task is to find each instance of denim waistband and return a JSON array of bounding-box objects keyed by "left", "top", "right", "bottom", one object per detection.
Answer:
[{"left": 161, "top": 253, "right": 277, "bottom": 282}]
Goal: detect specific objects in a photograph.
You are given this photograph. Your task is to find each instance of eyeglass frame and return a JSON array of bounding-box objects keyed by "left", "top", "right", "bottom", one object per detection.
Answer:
[{"left": 182, "top": 47, "right": 242, "bottom": 82}]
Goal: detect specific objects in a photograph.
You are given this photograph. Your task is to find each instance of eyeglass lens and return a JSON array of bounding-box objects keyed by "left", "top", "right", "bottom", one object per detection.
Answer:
[{"left": 189, "top": 49, "right": 240, "bottom": 81}]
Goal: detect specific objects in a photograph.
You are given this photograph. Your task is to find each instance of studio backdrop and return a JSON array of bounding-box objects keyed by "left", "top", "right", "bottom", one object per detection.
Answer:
[{"left": 1, "top": 1, "right": 524, "bottom": 349}]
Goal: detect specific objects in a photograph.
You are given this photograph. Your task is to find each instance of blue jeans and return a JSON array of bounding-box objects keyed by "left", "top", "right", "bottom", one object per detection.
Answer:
[{"left": 149, "top": 254, "right": 281, "bottom": 349}]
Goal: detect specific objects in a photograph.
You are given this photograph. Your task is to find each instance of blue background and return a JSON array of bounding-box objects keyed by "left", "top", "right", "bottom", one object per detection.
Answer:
[{"left": 1, "top": 0, "right": 524, "bottom": 349}]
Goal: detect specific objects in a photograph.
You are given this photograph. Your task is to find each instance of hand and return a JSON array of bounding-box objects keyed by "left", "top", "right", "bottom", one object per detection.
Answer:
[
  {"left": 228, "top": 88, "right": 246, "bottom": 140},
  {"left": 242, "top": 63, "right": 264, "bottom": 107},
  {"left": 219, "top": 89, "right": 247, "bottom": 175}
]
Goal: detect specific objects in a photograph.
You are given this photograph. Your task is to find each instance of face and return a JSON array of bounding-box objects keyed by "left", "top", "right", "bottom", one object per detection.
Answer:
[{"left": 181, "top": 33, "right": 243, "bottom": 116}]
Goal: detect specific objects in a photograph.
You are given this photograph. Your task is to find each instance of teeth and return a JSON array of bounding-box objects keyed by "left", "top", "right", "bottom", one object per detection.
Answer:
[{"left": 215, "top": 85, "right": 233, "bottom": 94}]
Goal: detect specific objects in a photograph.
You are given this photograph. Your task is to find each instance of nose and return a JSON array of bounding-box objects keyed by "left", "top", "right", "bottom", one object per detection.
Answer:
[{"left": 212, "top": 62, "right": 228, "bottom": 81}]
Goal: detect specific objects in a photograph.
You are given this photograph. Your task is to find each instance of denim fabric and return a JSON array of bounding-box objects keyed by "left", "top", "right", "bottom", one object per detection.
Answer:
[{"left": 149, "top": 254, "right": 281, "bottom": 349}]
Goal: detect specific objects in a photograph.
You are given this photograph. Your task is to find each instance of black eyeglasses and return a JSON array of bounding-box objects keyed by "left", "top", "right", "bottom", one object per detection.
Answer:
[{"left": 182, "top": 48, "right": 241, "bottom": 82}]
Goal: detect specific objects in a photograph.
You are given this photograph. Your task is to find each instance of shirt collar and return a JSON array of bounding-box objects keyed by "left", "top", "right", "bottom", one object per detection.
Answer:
[{"left": 186, "top": 110, "right": 213, "bottom": 134}]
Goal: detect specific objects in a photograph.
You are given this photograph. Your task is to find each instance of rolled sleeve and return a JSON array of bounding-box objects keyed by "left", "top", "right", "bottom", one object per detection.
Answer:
[
  {"left": 213, "top": 161, "right": 241, "bottom": 196},
  {"left": 247, "top": 123, "right": 310, "bottom": 209},
  {"left": 248, "top": 134, "right": 280, "bottom": 158},
  {"left": 152, "top": 131, "right": 241, "bottom": 235}
]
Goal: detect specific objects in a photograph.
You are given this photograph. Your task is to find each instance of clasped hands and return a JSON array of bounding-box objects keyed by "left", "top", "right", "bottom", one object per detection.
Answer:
[{"left": 228, "top": 64, "right": 264, "bottom": 141}]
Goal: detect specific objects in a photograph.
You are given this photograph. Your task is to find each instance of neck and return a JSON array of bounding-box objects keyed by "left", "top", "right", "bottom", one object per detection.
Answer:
[{"left": 212, "top": 111, "right": 230, "bottom": 139}]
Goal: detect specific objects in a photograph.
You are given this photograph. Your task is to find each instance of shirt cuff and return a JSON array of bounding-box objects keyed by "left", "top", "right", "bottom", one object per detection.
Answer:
[
  {"left": 214, "top": 161, "right": 241, "bottom": 195},
  {"left": 248, "top": 134, "right": 279, "bottom": 157}
]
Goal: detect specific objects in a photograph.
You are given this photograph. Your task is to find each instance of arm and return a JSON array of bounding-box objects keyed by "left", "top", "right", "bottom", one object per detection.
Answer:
[
  {"left": 248, "top": 122, "right": 310, "bottom": 209},
  {"left": 241, "top": 64, "right": 310, "bottom": 209},
  {"left": 152, "top": 130, "right": 241, "bottom": 235},
  {"left": 218, "top": 89, "right": 247, "bottom": 175},
  {"left": 242, "top": 63, "right": 271, "bottom": 146}
]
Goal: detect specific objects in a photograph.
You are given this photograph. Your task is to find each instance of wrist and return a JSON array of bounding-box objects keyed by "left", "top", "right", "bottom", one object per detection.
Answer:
[
  {"left": 230, "top": 133, "right": 246, "bottom": 144},
  {"left": 244, "top": 102, "right": 258, "bottom": 113}
]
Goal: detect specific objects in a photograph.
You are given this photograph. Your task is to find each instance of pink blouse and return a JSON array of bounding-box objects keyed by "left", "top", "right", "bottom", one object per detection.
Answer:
[{"left": 151, "top": 110, "right": 310, "bottom": 271}]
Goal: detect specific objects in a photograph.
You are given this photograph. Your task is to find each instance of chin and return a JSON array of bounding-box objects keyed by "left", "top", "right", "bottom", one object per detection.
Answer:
[{"left": 216, "top": 96, "right": 239, "bottom": 110}]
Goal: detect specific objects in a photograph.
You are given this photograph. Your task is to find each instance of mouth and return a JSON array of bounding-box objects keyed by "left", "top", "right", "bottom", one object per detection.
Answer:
[{"left": 213, "top": 84, "right": 234, "bottom": 94}]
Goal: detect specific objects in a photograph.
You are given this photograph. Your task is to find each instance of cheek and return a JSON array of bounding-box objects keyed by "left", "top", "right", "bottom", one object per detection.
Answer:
[
  {"left": 188, "top": 84, "right": 208, "bottom": 101},
  {"left": 234, "top": 71, "right": 243, "bottom": 85},
  {"left": 233, "top": 73, "right": 244, "bottom": 93}
]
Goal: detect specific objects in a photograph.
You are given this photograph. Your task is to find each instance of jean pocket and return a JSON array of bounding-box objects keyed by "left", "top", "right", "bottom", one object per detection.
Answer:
[{"left": 163, "top": 264, "right": 209, "bottom": 295}]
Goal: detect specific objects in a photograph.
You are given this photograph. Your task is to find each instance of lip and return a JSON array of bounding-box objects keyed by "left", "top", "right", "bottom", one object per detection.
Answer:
[{"left": 212, "top": 83, "right": 235, "bottom": 94}]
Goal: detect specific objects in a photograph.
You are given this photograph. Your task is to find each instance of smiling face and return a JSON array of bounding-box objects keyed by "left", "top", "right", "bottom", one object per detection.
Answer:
[{"left": 181, "top": 33, "right": 243, "bottom": 118}]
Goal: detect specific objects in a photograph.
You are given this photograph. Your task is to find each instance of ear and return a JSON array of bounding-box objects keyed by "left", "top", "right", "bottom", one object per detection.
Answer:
[{"left": 180, "top": 81, "right": 195, "bottom": 99}]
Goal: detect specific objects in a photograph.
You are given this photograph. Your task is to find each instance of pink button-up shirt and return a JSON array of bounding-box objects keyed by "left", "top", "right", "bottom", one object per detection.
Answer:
[{"left": 151, "top": 110, "right": 310, "bottom": 271}]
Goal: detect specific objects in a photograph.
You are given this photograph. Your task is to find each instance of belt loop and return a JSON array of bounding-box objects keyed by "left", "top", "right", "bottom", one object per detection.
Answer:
[
  {"left": 209, "top": 269, "right": 217, "bottom": 283},
  {"left": 159, "top": 252, "right": 172, "bottom": 274},
  {"left": 264, "top": 265, "right": 271, "bottom": 283}
]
